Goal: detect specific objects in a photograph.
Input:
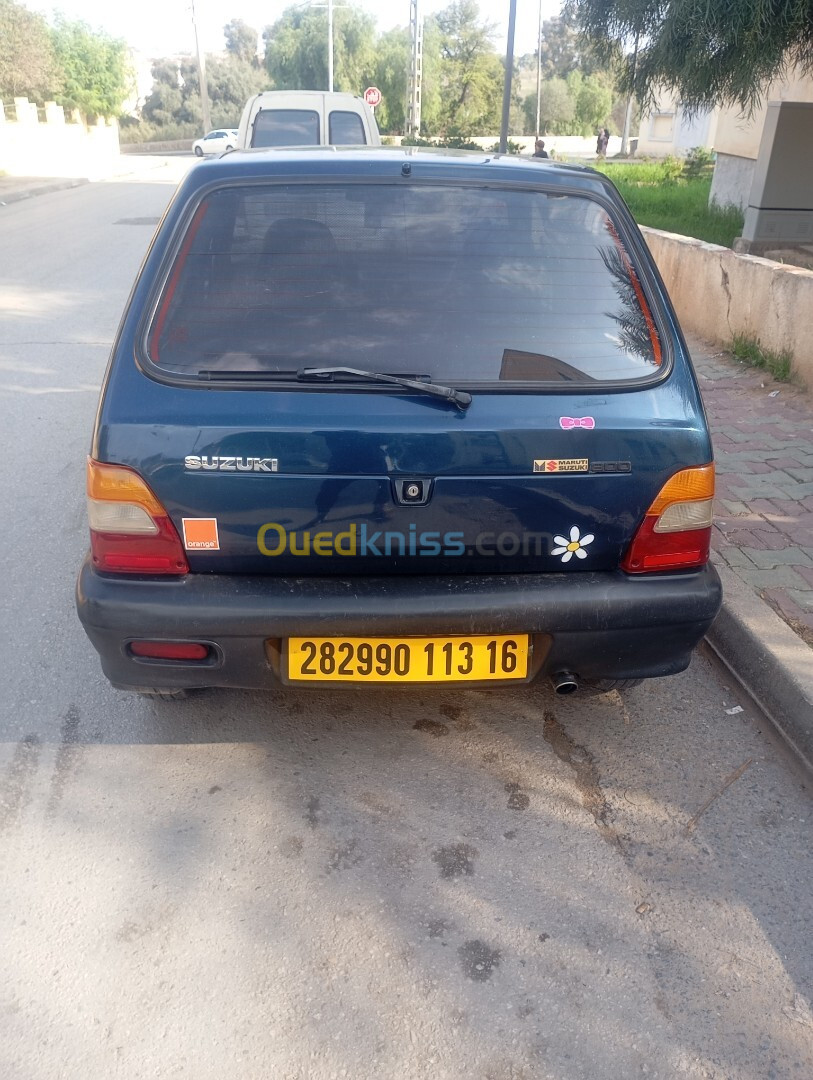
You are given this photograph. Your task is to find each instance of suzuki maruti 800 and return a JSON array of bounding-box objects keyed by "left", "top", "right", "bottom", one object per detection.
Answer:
[{"left": 76, "top": 148, "right": 721, "bottom": 696}]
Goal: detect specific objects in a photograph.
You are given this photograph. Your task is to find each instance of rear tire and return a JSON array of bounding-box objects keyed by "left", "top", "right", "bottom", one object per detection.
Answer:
[
  {"left": 579, "top": 678, "right": 643, "bottom": 696},
  {"left": 194, "top": 146, "right": 204, "bottom": 157}
]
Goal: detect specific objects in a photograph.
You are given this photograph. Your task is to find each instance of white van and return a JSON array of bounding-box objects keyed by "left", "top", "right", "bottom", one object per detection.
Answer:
[{"left": 237, "top": 91, "right": 381, "bottom": 150}]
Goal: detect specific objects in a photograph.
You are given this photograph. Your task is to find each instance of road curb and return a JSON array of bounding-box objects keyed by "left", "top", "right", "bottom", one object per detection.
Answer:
[
  {"left": 706, "top": 558, "right": 813, "bottom": 770},
  {"left": 0, "top": 177, "right": 90, "bottom": 206}
]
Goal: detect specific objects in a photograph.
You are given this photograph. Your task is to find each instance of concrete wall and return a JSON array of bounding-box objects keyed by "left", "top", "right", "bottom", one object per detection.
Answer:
[
  {"left": 385, "top": 134, "right": 622, "bottom": 159},
  {"left": 642, "top": 226, "right": 813, "bottom": 390},
  {"left": 0, "top": 98, "right": 120, "bottom": 179},
  {"left": 709, "top": 70, "right": 813, "bottom": 209},
  {"left": 120, "top": 139, "right": 193, "bottom": 154},
  {"left": 709, "top": 153, "right": 756, "bottom": 211},
  {"left": 736, "top": 102, "right": 813, "bottom": 251}
]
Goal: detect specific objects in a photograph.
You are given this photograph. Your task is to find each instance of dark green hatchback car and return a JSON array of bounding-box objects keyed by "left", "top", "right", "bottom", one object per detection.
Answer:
[{"left": 77, "top": 148, "right": 721, "bottom": 695}]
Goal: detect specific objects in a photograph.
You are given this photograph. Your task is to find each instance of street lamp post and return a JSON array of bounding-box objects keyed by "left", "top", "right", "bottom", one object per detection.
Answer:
[
  {"left": 620, "top": 32, "right": 640, "bottom": 156},
  {"left": 535, "top": 0, "right": 542, "bottom": 138},
  {"left": 310, "top": 0, "right": 340, "bottom": 92},
  {"left": 190, "top": 0, "right": 212, "bottom": 135},
  {"left": 327, "top": 0, "right": 334, "bottom": 92},
  {"left": 499, "top": 0, "right": 518, "bottom": 153}
]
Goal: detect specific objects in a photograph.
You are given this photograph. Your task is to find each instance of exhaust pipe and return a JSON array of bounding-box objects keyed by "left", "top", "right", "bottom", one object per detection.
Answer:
[{"left": 550, "top": 671, "right": 579, "bottom": 695}]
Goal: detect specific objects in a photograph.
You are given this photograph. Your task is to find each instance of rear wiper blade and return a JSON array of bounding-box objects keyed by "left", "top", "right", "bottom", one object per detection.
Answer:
[{"left": 297, "top": 366, "right": 472, "bottom": 411}]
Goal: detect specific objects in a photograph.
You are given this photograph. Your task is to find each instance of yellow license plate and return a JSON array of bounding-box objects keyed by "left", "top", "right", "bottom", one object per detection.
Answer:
[{"left": 287, "top": 635, "right": 530, "bottom": 683}]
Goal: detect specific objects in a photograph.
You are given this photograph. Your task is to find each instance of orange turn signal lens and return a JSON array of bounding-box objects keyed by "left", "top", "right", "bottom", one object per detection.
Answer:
[
  {"left": 646, "top": 464, "right": 715, "bottom": 516},
  {"left": 86, "top": 458, "right": 165, "bottom": 516}
]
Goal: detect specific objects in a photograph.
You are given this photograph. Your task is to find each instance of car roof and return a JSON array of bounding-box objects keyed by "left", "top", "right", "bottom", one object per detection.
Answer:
[
  {"left": 184, "top": 145, "right": 610, "bottom": 196},
  {"left": 251, "top": 90, "right": 363, "bottom": 100}
]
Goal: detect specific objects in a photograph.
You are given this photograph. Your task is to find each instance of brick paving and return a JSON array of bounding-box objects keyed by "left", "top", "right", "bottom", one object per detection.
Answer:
[{"left": 689, "top": 334, "right": 813, "bottom": 646}]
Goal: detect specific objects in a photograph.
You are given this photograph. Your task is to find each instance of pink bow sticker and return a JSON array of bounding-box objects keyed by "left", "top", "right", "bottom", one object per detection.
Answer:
[{"left": 559, "top": 416, "right": 596, "bottom": 430}]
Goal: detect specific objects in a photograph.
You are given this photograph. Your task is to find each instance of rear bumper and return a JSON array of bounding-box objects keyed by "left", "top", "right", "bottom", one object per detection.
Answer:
[{"left": 76, "top": 558, "right": 722, "bottom": 690}]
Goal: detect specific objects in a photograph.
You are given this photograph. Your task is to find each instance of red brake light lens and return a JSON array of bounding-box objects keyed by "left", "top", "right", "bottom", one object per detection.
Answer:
[{"left": 130, "top": 641, "right": 209, "bottom": 660}]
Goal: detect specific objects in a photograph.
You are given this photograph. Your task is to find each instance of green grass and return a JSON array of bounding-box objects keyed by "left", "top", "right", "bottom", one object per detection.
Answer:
[
  {"left": 731, "top": 333, "right": 793, "bottom": 382},
  {"left": 591, "top": 161, "right": 744, "bottom": 248}
]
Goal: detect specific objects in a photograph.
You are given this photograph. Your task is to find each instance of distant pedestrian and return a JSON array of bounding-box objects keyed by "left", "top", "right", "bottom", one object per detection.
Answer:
[
  {"left": 532, "top": 138, "right": 549, "bottom": 159},
  {"left": 596, "top": 128, "right": 609, "bottom": 159}
]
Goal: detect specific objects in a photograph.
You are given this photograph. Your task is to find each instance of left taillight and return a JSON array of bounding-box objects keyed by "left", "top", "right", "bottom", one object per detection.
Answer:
[{"left": 86, "top": 458, "right": 189, "bottom": 575}]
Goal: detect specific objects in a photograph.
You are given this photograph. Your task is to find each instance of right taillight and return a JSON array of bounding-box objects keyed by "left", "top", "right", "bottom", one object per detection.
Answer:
[
  {"left": 622, "top": 464, "right": 715, "bottom": 574},
  {"left": 86, "top": 458, "right": 189, "bottom": 575}
]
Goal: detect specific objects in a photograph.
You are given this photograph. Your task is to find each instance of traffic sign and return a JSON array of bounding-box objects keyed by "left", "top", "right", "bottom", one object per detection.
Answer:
[{"left": 363, "top": 86, "right": 382, "bottom": 108}]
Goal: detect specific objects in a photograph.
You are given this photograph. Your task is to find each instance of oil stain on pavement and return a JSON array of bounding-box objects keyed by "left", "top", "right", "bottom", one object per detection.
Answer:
[
  {"left": 432, "top": 842, "right": 477, "bottom": 878},
  {"left": 0, "top": 734, "right": 41, "bottom": 831},
  {"left": 458, "top": 940, "right": 501, "bottom": 982}
]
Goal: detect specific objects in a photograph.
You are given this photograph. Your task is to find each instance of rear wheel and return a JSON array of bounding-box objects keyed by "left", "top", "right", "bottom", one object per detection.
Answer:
[
  {"left": 579, "top": 678, "right": 643, "bottom": 696},
  {"left": 194, "top": 146, "right": 204, "bottom": 157}
]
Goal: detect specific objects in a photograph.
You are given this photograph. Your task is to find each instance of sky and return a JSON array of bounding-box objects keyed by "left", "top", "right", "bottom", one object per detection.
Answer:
[{"left": 29, "top": 0, "right": 565, "bottom": 60}]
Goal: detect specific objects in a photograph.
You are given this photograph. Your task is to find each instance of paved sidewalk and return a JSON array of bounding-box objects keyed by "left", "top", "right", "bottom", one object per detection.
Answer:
[
  {"left": 689, "top": 335, "right": 813, "bottom": 646},
  {"left": 690, "top": 335, "right": 813, "bottom": 765},
  {"left": 0, "top": 158, "right": 179, "bottom": 206},
  {"left": 0, "top": 175, "right": 89, "bottom": 204}
]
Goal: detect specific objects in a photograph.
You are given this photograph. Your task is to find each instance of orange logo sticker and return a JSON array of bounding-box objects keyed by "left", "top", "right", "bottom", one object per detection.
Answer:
[
  {"left": 182, "top": 518, "right": 220, "bottom": 551},
  {"left": 533, "top": 458, "right": 589, "bottom": 474}
]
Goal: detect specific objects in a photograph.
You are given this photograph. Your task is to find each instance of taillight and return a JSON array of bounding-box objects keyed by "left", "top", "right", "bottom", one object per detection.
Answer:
[
  {"left": 86, "top": 458, "right": 189, "bottom": 575},
  {"left": 622, "top": 464, "right": 714, "bottom": 574}
]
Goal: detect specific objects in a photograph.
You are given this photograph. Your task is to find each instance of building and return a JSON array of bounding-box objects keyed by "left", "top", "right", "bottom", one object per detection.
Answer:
[{"left": 636, "top": 70, "right": 813, "bottom": 211}]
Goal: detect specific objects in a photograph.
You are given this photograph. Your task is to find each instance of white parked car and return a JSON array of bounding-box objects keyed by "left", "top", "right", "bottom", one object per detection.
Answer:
[{"left": 192, "top": 129, "right": 239, "bottom": 157}]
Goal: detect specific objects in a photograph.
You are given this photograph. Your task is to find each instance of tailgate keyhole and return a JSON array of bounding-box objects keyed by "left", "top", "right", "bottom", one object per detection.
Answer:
[{"left": 396, "top": 479, "right": 430, "bottom": 505}]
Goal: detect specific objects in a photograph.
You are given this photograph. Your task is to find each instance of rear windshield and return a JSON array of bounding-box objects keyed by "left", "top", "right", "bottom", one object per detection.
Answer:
[
  {"left": 147, "top": 183, "right": 663, "bottom": 385},
  {"left": 329, "top": 110, "right": 366, "bottom": 144},
  {"left": 251, "top": 109, "right": 320, "bottom": 147}
]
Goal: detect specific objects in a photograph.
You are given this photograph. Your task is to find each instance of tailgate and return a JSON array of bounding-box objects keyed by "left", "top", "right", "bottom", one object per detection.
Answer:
[{"left": 101, "top": 381, "right": 711, "bottom": 576}]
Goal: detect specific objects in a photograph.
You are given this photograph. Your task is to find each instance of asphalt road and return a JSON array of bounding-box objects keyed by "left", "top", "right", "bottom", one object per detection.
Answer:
[{"left": 1, "top": 160, "right": 812, "bottom": 1080}]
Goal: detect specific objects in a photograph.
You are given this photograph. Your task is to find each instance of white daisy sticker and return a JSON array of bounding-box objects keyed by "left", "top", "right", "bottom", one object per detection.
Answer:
[{"left": 552, "top": 525, "right": 594, "bottom": 563}]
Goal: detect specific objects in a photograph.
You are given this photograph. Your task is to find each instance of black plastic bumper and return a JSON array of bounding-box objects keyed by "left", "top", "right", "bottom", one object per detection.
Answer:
[{"left": 76, "top": 558, "right": 722, "bottom": 690}]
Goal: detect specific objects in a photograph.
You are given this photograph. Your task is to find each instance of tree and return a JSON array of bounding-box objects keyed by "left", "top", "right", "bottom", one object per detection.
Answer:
[
  {"left": 569, "top": 71, "right": 613, "bottom": 135},
  {"left": 224, "top": 19, "right": 259, "bottom": 67},
  {"left": 373, "top": 26, "right": 410, "bottom": 133},
  {"left": 522, "top": 71, "right": 612, "bottom": 136},
  {"left": 537, "top": 14, "right": 581, "bottom": 79},
  {"left": 51, "top": 18, "right": 132, "bottom": 119},
  {"left": 432, "top": 0, "right": 503, "bottom": 133},
  {"left": 143, "top": 54, "right": 266, "bottom": 130},
  {"left": 141, "top": 60, "right": 184, "bottom": 126},
  {"left": 535, "top": 77, "right": 575, "bottom": 134},
  {"left": 565, "top": 0, "right": 813, "bottom": 114},
  {"left": 0, "top": 0, "right": 59, "bottom": 101},
  {"left": 197, "top": 56, "right": 267, "bottom": 127},
  {"left": 263, "top": 5, "right": 376, "bottom": 93}
]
